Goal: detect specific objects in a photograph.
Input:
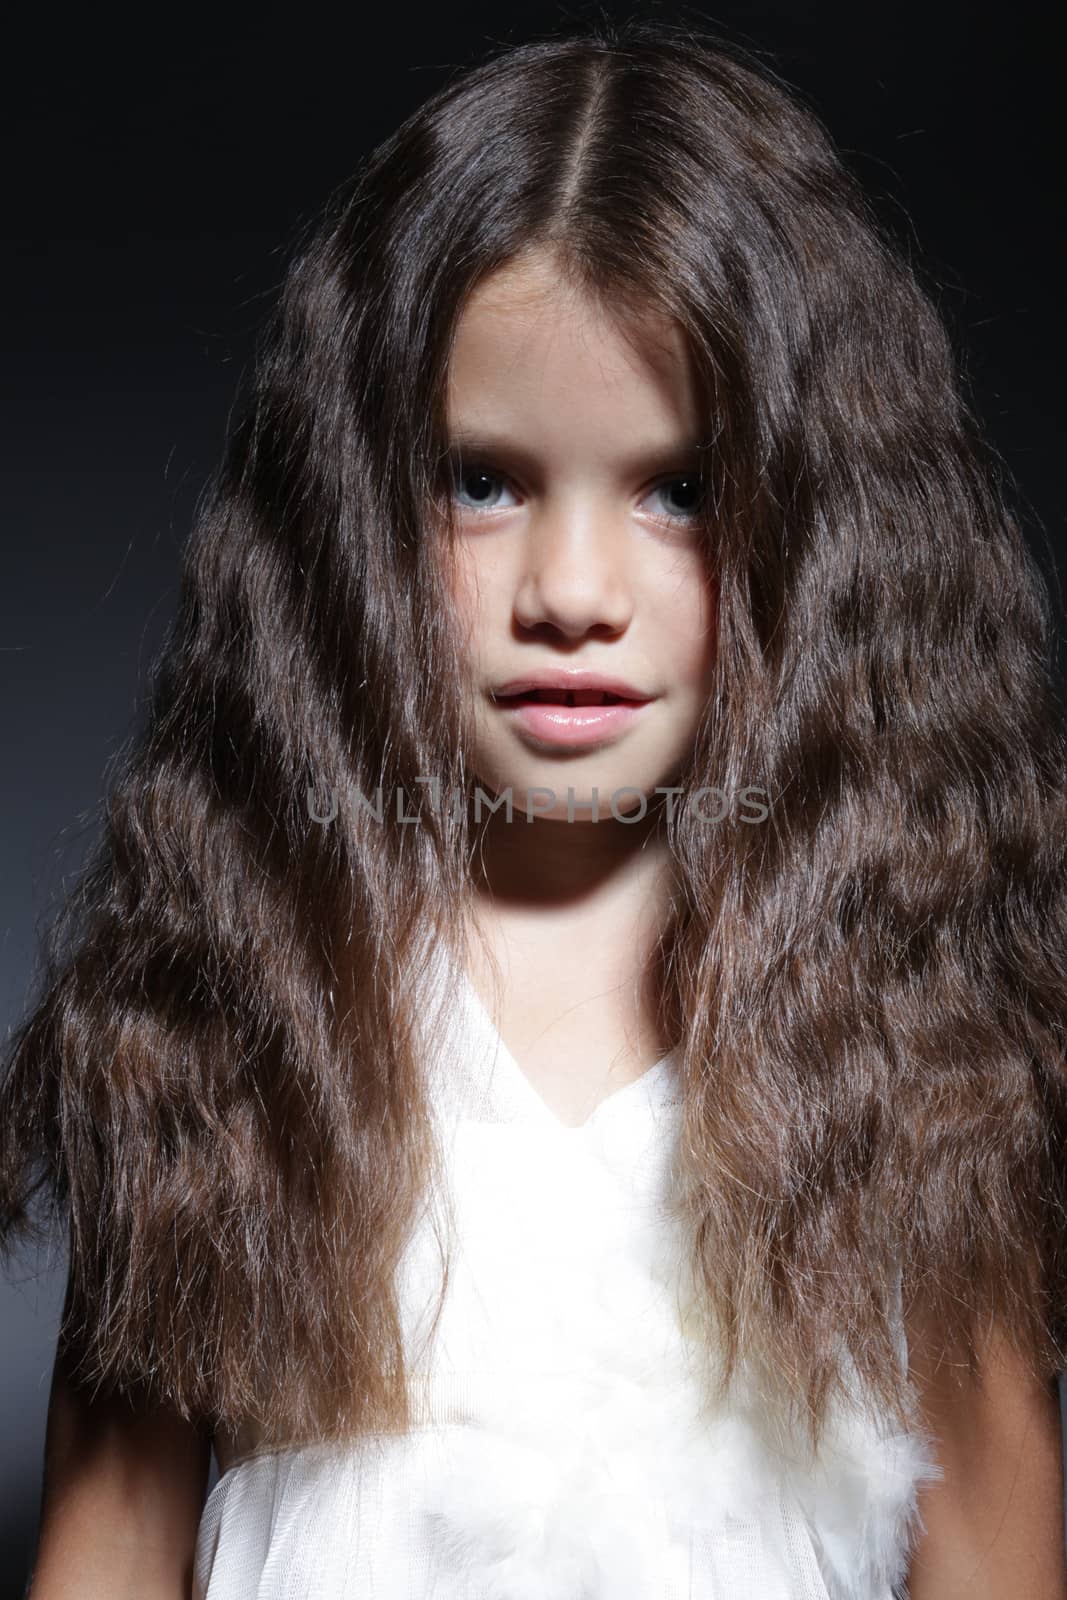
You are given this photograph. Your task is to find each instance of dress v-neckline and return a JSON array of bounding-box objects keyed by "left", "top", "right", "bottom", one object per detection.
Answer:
[{"left": 454, "top": 960, "right": 678, "bottom": 1135}]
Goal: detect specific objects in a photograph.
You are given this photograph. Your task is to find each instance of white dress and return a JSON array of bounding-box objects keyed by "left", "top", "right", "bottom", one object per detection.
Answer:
[{"left": 193, "top": 946, "right": 940, "bottom": 1599}]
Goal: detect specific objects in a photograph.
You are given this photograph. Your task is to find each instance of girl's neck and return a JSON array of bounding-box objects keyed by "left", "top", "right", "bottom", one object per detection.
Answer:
[
  {"left": 469, "top": 801, "right": 669, "bottom": 907},
  {"left": 464, "top": 807, "right": 676, "bottom": 1059}
]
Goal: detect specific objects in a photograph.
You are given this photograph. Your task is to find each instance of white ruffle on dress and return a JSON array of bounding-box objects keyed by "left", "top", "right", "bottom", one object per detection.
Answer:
[{"left": 193, "top": 945, "right": 940, "bottom": 1599}]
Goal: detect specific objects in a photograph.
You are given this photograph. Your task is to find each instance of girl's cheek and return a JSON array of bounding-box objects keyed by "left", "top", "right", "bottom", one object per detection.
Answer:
[{"left": 442, "top": 550, "right": 485, "bottom": 638}]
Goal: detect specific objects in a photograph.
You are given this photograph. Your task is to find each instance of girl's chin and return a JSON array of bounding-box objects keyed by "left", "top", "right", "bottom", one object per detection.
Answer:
[{"left": 468, "top": 779, "right": 667, "bottom": 823}]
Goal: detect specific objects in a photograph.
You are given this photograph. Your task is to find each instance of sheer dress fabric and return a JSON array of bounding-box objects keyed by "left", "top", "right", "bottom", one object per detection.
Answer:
[{"left": 194, "top": 944, "right": 939, "bottom": 1599}]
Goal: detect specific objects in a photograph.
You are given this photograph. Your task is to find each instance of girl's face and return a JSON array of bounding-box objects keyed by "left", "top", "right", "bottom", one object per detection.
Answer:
[{"left": 442, "top": 250, "right": 717, "bottom": 821}]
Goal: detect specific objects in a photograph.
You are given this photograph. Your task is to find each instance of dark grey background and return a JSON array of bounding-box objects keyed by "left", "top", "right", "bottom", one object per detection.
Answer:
[{"left": 3, "top": 2, "right": 1064, "bottom": 1592}]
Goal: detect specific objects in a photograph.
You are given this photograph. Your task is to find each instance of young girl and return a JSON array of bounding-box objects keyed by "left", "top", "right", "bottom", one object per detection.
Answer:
[{"left": 5, "top": 17, "right": 1066, "bottom": 1600}]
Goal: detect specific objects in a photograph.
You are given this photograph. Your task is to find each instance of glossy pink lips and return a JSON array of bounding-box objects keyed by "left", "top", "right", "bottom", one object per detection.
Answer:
[{"left": 493, "top": 689, "right": 653, "bottom": 749}]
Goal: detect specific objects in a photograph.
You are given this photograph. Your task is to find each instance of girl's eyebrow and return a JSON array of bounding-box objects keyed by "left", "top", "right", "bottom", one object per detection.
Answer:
[{"left": 444, "top": 427, "right": 710, "bottom": 477}]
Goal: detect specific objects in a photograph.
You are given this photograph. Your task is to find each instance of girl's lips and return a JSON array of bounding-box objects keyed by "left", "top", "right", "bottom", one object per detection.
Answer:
[{"left": 492, "top": 694, "right": 653, "bottom": 749}]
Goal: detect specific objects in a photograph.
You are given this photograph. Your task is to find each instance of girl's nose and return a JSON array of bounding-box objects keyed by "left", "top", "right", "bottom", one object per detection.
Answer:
[{"left": 511, "top": 499, "right": 634, "bottom": 640}]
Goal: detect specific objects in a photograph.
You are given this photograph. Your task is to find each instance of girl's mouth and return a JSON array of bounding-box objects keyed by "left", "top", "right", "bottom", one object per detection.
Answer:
[
  {"left": 499, "top": 688, "right": 631, "bottom": 707},
  {"left": 491, "top": 689, "right": 654, "bottom": 748}
]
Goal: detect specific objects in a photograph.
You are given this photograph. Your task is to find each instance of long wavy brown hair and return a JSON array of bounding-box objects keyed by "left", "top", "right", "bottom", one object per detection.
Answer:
[{"left": 3, "top": 16, "right": 1066, "bottom": 1460}]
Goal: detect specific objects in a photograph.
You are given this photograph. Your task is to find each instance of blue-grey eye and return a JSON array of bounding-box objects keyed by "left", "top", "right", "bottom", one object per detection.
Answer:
[
  {"left": 649, "top": 474, "right": 707, "bottom": 522},
  {"left": 451, "top": 461, "right": 517, "bottom": 513}
]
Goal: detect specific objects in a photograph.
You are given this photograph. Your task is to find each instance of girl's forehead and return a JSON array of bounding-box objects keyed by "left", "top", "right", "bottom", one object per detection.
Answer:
[
  {"left": 448, "top": 264, "right": 696, "bottom": 430},
  {"left": 456, "top": 253, "right": 681, "bottom": 354}
]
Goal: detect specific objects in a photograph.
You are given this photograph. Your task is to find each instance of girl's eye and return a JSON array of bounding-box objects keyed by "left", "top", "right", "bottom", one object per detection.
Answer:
[
  {"left": 645, "top": 474, "right": 707, "bottom": 525},
  {"left": 448, "top": 458, "right": 707, "bottom": 525},
  {"left": 451, "top": 462, "right": 519, "bottom": 514}
]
